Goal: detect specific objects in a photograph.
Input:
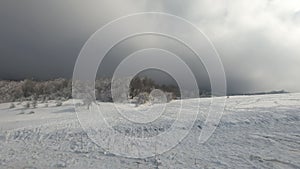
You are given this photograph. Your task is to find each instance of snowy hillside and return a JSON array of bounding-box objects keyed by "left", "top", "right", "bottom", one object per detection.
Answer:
[{"left": 0, "top": 93, "right": 299, "bottom": 168}]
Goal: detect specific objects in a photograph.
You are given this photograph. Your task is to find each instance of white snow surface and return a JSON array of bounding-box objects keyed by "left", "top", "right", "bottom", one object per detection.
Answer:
[{"left": 0, "top": 93, "right": 299, "bottom": 168}]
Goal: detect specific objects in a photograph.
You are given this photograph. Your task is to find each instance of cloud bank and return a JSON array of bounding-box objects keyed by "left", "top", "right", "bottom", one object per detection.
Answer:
[{"left": 0, "top": 0, "right": 299, "bottom": 93}]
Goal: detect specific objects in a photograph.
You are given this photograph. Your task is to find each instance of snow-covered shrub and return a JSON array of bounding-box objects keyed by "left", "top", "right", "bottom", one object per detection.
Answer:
[
  {"left": 28, "top": 111, "right": 35, "bottom": 114},
  {"left": 136, "top": 92, "right": 150, "bottom": 105},
  {"left": 23, "top": 102, "right": 30, "bottom": 109},
  {"left": 73, "top": 80, "right": 96, "bottom": 109},
  {"left": 149, "top": 90, "right": 169, "bottom": 104},
  {"left": 56, "top": 101, "right": 63, "bottom": 107},
  {"left": 165, "top": 92, "right": 175, "bottom": 102},
  {"left": 9, "top": 103, "right": 15, "bottom": 109},
  {"left": 32, "top": 100, "right": 37, "bottom": 108}
]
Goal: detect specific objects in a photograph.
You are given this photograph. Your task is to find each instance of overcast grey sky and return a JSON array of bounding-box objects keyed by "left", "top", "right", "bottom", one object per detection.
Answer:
[{"left": 0, "top": 0, "right": 300, "bottom": 93}]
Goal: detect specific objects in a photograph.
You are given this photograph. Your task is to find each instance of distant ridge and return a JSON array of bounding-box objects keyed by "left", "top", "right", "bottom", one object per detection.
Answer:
[{"left": 229, "top": 90, "right": 288, "bottom": 96}]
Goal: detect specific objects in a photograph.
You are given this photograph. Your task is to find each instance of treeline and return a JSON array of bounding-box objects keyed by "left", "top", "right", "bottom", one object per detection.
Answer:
[
  {"left": 129, "top": 77, "right": 180, "bottom": 99},
  {"left": 0, "top": 77, "right": 185, "bottom": 103},
  {"left": 0, "top": 78, "right": 72, "bottom": 103}
]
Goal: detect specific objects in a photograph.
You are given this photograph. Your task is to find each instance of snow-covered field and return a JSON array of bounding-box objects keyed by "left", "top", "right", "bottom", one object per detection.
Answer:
[{"left": 0, "top": 93, "right": 299, "bottom": 168}]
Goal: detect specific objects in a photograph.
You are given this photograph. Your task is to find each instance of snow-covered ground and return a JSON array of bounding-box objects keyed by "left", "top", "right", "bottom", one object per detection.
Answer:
[{"left": 0, "top": 93, "right": 299, "bottom": 168}]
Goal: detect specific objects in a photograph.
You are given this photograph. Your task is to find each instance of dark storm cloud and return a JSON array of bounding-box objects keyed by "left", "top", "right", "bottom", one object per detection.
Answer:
[
  {"left": 0, "top": 0, "right": 142, "bottom": 79},
  {"left": 0, "top": 0, "right": 300, "bottom": 93}
]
